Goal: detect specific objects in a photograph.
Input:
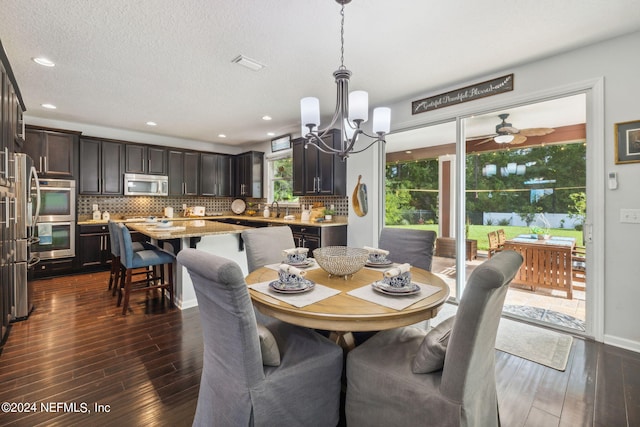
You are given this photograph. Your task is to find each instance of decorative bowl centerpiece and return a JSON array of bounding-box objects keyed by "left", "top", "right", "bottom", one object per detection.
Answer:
[{"left": 313, "top": 246, "right": 369, "bottom": 279}]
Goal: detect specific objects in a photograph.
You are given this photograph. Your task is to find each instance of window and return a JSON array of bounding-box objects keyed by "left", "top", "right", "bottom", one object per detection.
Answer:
[{"left": 267, "top": 150, "right": 299, "bottom": 205}]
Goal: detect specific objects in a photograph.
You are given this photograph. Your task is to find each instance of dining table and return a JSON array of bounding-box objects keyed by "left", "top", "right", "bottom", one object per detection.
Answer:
[{"left": 245, "top": 263, "right": 450, "bottom": 350}]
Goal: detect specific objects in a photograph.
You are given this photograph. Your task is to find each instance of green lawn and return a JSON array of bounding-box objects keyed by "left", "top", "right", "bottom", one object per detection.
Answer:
[{"left": 386, "top": 224, "right": 583, "bottom": 250}]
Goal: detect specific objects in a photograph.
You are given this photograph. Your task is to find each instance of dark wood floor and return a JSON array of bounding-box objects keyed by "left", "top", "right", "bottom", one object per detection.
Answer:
[{"left": 1, "top": 271, "right": 638, "bottom": 426}]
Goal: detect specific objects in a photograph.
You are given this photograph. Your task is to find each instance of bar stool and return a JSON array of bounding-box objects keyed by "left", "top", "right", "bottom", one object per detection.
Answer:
[
  {"left": 116, "top": 223, "right": 176, "bottom": 315},
  {"left": 107, "top": 221, "right": 149, "bottom": 295}
]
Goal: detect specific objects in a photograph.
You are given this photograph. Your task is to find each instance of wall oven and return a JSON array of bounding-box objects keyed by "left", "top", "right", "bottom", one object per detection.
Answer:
[
  {"left": 37, "top": 178, "right": 76, "bottom": 222},
  {"left": 31, "top": 222, "right": 75, "bottom": 259},
  {"left": 32, "top": 179, "right": 76, "bottom": 259}
]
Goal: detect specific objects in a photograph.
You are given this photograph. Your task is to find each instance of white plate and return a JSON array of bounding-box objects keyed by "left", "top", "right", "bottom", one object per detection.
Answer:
[
  {"left": 268, "top": 279, "right": 315, "bottom": 294},
  {"left": 365, "top": 260, "right": 393, "bottom": 268},
  {"left": 231, "top": 199, "right": 246, "bottom": 214},
  {"left": 285, "top": 259, "right": 315, "bottom": 268},
  {"left": 371, "top": 282, "right": 421, "bottom": 296},
  {"left": 156, "top": 221, "right": 173, "bottom": 228}
]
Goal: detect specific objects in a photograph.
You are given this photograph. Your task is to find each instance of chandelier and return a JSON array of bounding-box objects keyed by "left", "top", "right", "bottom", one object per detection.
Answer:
[{"left": 300, "top": 0, "right": 391, "bottom": 161}]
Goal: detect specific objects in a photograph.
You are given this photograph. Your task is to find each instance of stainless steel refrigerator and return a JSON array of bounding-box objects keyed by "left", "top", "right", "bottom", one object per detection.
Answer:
[
  {"left": 12, "top": 153, "right": 40, "bottom": 320},
  {"left": 1, "top": 183, "right": 15, "bottom": 337}
]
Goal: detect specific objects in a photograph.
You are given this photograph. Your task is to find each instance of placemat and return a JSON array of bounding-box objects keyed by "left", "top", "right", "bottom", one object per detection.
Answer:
[
  {"left": 249, "top": 281, "right": 340, "bottom": 308},
  {"left": 265, "top": 261, "right": 321, "bottom": 271},
  {"left": 347, "top": 282, "right": 442, "bottom": 311}
]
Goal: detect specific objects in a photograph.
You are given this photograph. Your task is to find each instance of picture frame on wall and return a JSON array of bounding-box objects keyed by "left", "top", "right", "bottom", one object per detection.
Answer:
[
  {"left": 271, "top": 134, "right": 291, "bottom": 152},
  {"left": 615, "top": 120, "right": 640, "bottom": 164}
]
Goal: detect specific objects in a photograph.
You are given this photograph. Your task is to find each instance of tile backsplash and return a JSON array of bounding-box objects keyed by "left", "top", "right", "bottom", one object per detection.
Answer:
[{"left": 78, "top": 195, "right": 349, "bottom": 217}]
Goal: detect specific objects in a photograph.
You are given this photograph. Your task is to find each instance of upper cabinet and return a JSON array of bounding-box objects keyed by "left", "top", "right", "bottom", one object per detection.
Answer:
[
  {"left": 125, "top": 144, "right": 167, "bottom": 175},
  {"left": 201, "top": 152, "right": 232, "bottom": 197},
  {"left": 168, "top": 150, "right": 200, "bottom": 196},
  {"left": 234, "top": 151, "right": 263, "bottom": 198},
  {"left": 79, "top": 137, "right": 124, "bottom": 195},
  {"left": 23, "top": 127, "right": 78, "bottom": 178},
  {"left": 293, "top": 129, "right": 346, "bottom": 196}
]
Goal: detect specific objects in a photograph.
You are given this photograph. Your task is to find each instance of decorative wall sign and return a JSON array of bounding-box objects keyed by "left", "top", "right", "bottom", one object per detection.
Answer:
[
  {"left": 615, "top": 119, "right": 640, "bottom": 164},
  {"left": 412, "top": 74, "right": 514, "bottom": 115},
  {"left": 271, "top": 134, "right": 291, "bottom": 152}
]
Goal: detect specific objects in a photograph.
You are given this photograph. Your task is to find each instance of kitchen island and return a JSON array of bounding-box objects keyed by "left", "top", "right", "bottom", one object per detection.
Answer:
[{"left": 127, "top": 220, "right": 251, "bottom": 309}]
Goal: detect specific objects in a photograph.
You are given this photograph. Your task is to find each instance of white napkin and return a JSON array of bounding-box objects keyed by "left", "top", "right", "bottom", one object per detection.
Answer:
[
  {"left": 384, "top": 263, "right": 411, "bottom": 277},
  {"left": 282, "top": 247, "right": 309, "bottom": 256},
  {"left": 38, "top": 223, "right": 53, "bottom": 245},
  {"left": 279, "top": 264, "right": 307, "bottom": 277},
  {"left": 363, "top": 246, "right": 390, "bottom": 256}
]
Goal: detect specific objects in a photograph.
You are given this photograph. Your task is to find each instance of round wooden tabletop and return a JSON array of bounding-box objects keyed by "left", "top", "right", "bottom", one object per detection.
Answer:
[{"left": 246, "top": 264, "right": 450, "bottom": 333}]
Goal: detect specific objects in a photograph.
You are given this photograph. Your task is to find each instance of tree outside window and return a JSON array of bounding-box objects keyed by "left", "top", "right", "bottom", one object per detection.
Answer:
[{"left": 269, "top": 156, "right": 298, "bottom": 203}]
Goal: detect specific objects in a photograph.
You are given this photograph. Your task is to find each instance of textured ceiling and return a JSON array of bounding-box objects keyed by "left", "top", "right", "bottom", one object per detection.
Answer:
[{"left": 2, "top": 0, "right": 640, "bottom": 148}]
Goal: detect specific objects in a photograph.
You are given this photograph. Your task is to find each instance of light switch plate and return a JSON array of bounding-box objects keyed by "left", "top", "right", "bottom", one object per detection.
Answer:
[{"left": 620, "top": 209, "right": 640, "bottom": 223}]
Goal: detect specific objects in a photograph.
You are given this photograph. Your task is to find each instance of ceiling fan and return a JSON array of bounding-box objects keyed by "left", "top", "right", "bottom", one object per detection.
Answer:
[{"left": 472, "top": 113, "right": 555, "bottom": 145}]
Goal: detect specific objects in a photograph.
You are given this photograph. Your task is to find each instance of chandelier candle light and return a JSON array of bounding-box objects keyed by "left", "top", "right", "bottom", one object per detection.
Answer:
[{"left": 300, "top": 0, "right": 391, "bottom": 161}]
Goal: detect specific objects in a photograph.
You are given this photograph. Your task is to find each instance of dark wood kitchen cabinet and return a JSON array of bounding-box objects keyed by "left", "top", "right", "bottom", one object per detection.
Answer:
[
  {"left": 201, "top": 152, "right": 232, "bottom": 197},
  {"left": 234, "top": 151, "right": 263, "bottom": 198},
  {"left": 23, "top": 127, "right": 78, "bottom": 178},
  {"left": 292, "top": 129, "right": 346, "bottom": 196},
  {"left": 79, "top": 137, "right": 124, "bottom": 195},
  {"left": 292, "top": 137, "right": 305, "bottom": 196},
  {"left": 289, "top": 224, "right": 347, "bottom": 255},
  {"left": 76, "top": 224, "right": 146, "bottom": 271},
  {"left": 125, "top": 144, "right": 167, "bottom": 175},
  {"left": 77, "top": 224, "right": 111, "bottom": 269},
  {"left": 168, "top": 150, "right": 200, "bottom": 196}
]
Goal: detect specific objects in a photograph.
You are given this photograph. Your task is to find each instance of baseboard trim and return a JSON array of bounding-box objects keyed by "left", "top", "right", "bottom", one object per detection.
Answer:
[{"left": 604, "top": 334, "right": 640, "bottom": 353}]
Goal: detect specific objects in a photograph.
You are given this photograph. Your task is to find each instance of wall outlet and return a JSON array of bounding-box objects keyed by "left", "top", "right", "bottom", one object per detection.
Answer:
[
  {"left": 620, "top": 208, "right": 640, "bottom": 224},
  {"left": 182, "top": 204, "right": 187, "bottom": 210},
  {"left": 92, "top": 204, "right": 99, "bottom": 211}
]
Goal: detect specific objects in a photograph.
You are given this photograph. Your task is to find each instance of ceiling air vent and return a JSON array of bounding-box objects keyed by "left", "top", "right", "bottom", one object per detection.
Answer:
[{"left": 231, "top": 55, "right": 266, "bottom": 71}]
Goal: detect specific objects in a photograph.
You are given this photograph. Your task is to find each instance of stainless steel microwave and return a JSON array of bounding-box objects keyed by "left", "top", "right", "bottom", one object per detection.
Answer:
[{"left": 123, "top": 173, "right": 168, "bottom": 196}]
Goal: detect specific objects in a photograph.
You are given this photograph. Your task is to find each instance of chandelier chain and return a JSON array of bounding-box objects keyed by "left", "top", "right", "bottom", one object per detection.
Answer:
[{"left": 339, "top": 4, "right": 345, "bottom": 70}]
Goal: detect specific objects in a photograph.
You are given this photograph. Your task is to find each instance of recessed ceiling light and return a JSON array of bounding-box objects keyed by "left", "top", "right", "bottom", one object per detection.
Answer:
[
  {"left": 218, "top": 134, "right": 227, "bottom": 138},
  {"left": 33, "top": 57, "right": 55, "bottom": 67},
  {"left": 267, "top": 132, "right": 275, "bottom": 137},
  {"left": 231, "top": 55, "right": 266, "bottom": 71},
  {"left": 262, "top": 115, "right": 272, "bottom": 121},
  {"left": 41, "top": 103, "right": 57, "bottom": 109},
  {"left": 405, "top": 150, "right": 412, "bottom": 154},
  {"left": 146, "top": 121, "right": 157, "bottom": 126}
]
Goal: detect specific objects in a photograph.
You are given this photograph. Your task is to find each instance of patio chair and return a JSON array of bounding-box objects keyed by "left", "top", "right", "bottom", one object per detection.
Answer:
[
  {"left": 497, "top": 228, "right": 506, "bottom": 245},
  {"left": 177, "top": 248, "right": 343, "bottom": 426},
  {"left": 345, "top": 250, "right": 523, "bottom": 427},
  {"left": 487, "top": 231, "right": 503, "bottom": 258},
  {"left": 572, "top": 245, "right": 586, "bottom": 290}
]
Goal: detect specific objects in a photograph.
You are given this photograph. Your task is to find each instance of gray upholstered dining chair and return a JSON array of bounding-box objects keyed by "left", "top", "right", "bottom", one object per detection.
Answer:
[
  {"left": 241, "top": 226, "right": 296, "bottom": 273},
  {"left": 177, "top": 248, "right": 343, "bottom": 427},
  {"left": 378, "top": 227, "right": 437, "bottom": 271},
  {"left": 345, "top": 250, "right": 523, "bottom": 427}
]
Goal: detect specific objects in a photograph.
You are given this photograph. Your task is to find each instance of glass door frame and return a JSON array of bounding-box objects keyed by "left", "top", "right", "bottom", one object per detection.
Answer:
[{"left": 380, "top": 78, "right": 604, "bottom": 341}]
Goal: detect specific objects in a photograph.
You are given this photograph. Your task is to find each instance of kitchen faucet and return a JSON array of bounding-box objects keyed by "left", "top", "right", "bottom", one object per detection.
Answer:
[{"left": 271, "top": 200, "right": 280, "bottom": 218}]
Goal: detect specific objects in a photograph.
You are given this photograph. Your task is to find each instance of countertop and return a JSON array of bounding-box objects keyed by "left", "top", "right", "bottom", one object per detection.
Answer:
[
  {"left": 78, "top": 214, "right": 348, "bottom": 228},
  {"left": 127, "top": 220, "right": 251, "bottom": 240}
]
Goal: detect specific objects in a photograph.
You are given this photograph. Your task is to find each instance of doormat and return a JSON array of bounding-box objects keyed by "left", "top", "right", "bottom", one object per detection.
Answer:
[
  {"left": 495, "top": 318, "right": 573, "bottom": 371},
  {"left": 431, "top": 303, "right": 573, "bottom": 371},
  {"left": 502, "top": 304, "right": 586, "bottom": 332}
]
